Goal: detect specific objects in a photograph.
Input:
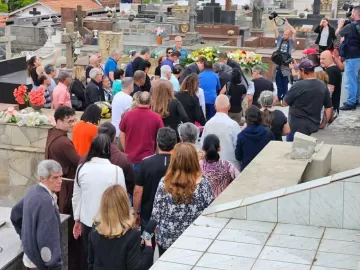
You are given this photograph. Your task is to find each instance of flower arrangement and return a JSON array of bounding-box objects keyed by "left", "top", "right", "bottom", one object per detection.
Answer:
[
  {"left": 154, "top": 27, "right": 166, "bottom": 37},
  {"left": 228, "top": 50, "right": 268, "bottom": 73},
  {"left": 184, "top": 46, "right": 220, "bottom": 64},
  {"left": 13, "top": 85, "right": 45, "bottom": 110},
  {"left": 0, "top": 107, "right": 52, "bottom": 127}
]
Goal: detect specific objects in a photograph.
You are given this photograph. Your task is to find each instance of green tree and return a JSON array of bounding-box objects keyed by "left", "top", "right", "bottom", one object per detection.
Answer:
[
  {"left": 7, "top": 0, "right": 36, "bottom": 12},
  {"left": 0, "top": 2, "right": 7, "bottom": 12}
]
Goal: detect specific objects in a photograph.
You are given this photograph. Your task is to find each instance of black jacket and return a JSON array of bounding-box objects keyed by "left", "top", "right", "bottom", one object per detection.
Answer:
[
  {"left": 88, "top": 227, "right": 153, "bottom": 270},
  {"left": 85, "top": 80, "right": 105, "bottom": 106},
  {"left": 179, "top": 63, "right": 200, "bottom": 84},
  {"left": 70, "top": 78, "right": 86, "bottom": 109},
  {"left": 314, "top": 25, "right": 336, "bottom": 49}
]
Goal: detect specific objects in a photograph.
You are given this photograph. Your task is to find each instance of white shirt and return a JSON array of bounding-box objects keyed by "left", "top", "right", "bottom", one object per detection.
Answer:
[
  {"left": 170, "top": 74, "right": 180, "bottom": 92},
  {"left": 72, "top": 157, "right": 126, "bottom": 227},
  {"left": 319, "top": 27, "right": 329, "bottom": 46},
  {"left": 111, "top": 91, "right": 133, "bottom": 137},
  {"left": 201, "top": 112, "right": 241, "bottom": 167},
  {"left": 197, "top": 87, "right": 206, "bottom": 117}
]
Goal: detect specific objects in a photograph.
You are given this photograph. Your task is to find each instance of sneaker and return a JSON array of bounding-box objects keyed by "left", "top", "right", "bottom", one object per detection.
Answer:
[{"left": 340, "top": 104, "right": 356, "bottom": 111}]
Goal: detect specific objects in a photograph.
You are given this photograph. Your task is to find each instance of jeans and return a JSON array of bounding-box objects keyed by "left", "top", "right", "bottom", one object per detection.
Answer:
[
  {"left": 132, "top": 163, "right": 140, "bottom": 175},
  {"left": 275, "top": 68, "right": 289, "bottom": 101},
  {"left": 205, "top": 103, "right": 215, "bottom": 120},
  {"left": 286, "top": 131, "right": 295, "bottom": 142},
  {"left": 344, "top": 58, "right": 360, "bottom": 105}
]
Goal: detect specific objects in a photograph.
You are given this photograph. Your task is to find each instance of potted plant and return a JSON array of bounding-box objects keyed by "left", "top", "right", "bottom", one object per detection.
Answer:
[{"left": 154, "top": 27, "right": 166, "bottom": 45}]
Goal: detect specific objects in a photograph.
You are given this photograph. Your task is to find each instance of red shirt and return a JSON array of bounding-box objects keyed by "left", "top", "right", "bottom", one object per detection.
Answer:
[{"left": 120, "top": 107, "right": 164, "bottom": 164}]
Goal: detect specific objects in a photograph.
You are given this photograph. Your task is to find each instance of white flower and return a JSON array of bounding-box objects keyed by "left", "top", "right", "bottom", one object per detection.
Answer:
[{"left": 104, "top": 6, "right": 110, "bottom": 11}]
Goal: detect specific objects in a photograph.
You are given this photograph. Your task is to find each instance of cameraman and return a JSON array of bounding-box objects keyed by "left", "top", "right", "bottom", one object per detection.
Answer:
[
  {"left": 272, "top": 18, "right": 297, "bottom": 104},
  {"left": 336, "top": 6, "right": 360, "bottom": 111}
]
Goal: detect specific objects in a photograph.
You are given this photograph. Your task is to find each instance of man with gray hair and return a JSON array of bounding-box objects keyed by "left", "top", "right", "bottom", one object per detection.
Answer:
[
  {"left": 85, "top": 67, "right": 105, "bottom": 105},
  {"left": 44, "top": 64, "right": 57, "bottom": 93},
  {"left": 105, "top": 49, "right": 122, "bottom": 83},
  {"left": 11, "top": 160, "right": 63, "bottom": 269},
  {"left": 201, "top": 94, "right": 241, "bottom": 168},
  {"left": 112, "top": 77, "right": 134, "bottom": 138},
  {"left": 120, "top": 91, "right": 164, "bottom": 173},
  {"left": 159, "top": 65, "right": 179, "bottom": 91},
  {"left": 178, "top": 122, "right": 200, "bottom": 144},
  {"left": 86, "top": 55, "right": 101, "bottom": 84},
  {"left": 132, "top": 70, "right": 146, "bottom": 96},
  {"left": 247, "top": 65, "right": 277, "bottom": 107},
  {"left": 213, "top": 62, "right": 232, "bottom": 89},
  {"left": 132, "top": 47, "right": 151, "bottom": 74}
]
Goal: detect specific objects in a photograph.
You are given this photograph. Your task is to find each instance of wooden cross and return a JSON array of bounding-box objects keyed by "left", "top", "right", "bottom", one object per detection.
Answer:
[
  {"left": 29, "top": 7, "right": 41, "bottom": 16},
  {"left": 73, "top": 5, "right": 87, "bottom": 31},
  {"left": 62, "top": 22, "right": 77, "bottom": 70},
  {"left": 0, "top": 27, "right": 16, "bottom": 60}
]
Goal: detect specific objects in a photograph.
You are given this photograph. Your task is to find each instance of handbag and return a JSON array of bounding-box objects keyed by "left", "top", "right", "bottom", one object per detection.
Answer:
[{"left": 69, "top": 80, "right": 83, "bottom": 110}]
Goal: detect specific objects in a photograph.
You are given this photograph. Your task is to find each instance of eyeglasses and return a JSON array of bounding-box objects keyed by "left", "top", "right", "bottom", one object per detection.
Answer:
[{"left": 168, "top": 51, "right": 173, "bottom": 54}]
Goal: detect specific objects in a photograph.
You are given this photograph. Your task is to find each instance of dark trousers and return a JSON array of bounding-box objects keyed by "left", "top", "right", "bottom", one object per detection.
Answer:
[
  {"left": 158, "top": 245, "right": 167, "bottom": 257},
  {"left": 81, "top": 223, "right": 92, "bottom": 270},
  {"left": 275, "top": 68, "right": 289, "bottom": 101},
  {"left": 205, "top": 103, "right": 216, "bottom": 120},
  {"left": 319, "top": 45, "right": 328, "bottom": 53}
]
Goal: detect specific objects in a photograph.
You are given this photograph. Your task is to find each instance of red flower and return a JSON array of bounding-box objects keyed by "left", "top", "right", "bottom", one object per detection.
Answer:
[
  {"left": 199, "top": 51, "right": 203, "bottom": 55},
  {"left": 13, "top": 84, "right": 28, "bottom": 105},
  {"left": 28, "top": 87, "right": 45, "bottom": 107}
]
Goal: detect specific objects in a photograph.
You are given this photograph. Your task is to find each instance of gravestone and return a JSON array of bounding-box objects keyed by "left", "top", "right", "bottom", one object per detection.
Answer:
[
  {"left": 98, "top": 31, "right": 123, "bottom": 61},
  {"left": 196, "top": 0, "right": 235, "bottom": 25},
  {"left": 307, "top": 0, "right": 324, "bottom": 19},
  {"left": 183, "top": 0, "right": 202, "bottom": 45},
  {"left": 61, "top": 22, "right": 77, "bottom": 70},
  {"left": 33, "top": 25, "right": 56, "bottom": 59},
  {"left": 0, "top": 27, "right": 16, "bottom": 60}
]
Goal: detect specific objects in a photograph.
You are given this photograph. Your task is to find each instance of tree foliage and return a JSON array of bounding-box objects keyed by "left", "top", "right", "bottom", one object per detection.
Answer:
[{"left": 7, "top": 0, "right": 37, "bottom": 13}]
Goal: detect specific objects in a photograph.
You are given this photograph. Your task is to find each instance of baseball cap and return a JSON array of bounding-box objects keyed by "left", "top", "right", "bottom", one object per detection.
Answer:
[
  {"left": 302, "top": 48, "right": 318, "bottom": 55},
  {"left": 294, "top": 59, "right": 315, "bottom": 70}
]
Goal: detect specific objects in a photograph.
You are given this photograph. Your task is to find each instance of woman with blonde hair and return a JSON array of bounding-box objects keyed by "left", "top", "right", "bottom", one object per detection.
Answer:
[
  {"left": 176, "top": 73, "right": 206, "bottom": 125},
  {"left": 152, "top": 81, "right": 189, "bottom": 137},
  {"left": 88, "top": 185, "right": 153, "bottom": 270},
  {"left": 315, "top": 71, "right": 335, "bottom": 127},
  {"left": 151, "top": 143, "right": 214, "bottom": 256},
  {"left": 70, "top": 66, "right": 86, "bottom": 110}
]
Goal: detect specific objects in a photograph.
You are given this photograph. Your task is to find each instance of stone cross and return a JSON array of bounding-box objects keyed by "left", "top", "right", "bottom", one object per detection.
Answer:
[
  {"left": 74, "top": 5, "right": 87, "bottom": 31},
  {"left": 29, "top": 7, "right": 41, "bottom": 16},
  {"left": 62, "top": 22, "right": 77, "bottom": 70},
  {"left": 313, "top": 0, "right": 321, "bottom": 15},
  {"left": 0, "top": 27, "right": 16, "bottom": 60}
]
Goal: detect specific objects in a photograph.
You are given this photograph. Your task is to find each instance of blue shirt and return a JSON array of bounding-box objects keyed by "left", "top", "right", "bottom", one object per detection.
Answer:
[
  {"left": 104, "top": 57, "right": 118, "bottom": 79},
  {"left": 125, "top": 61, "right": 133, "bottom": 77},
  {"left": 161, "top": 58, "right": 174, "bottom": 70},
  {"left": 173, "top": 46, "right": 188, "bottom": 60},
  {"left": 170, "top": 74, "right": 180, "bottom": 92},
  {"left": 199, "top": 70, "right": 221, "bottom": 104}
]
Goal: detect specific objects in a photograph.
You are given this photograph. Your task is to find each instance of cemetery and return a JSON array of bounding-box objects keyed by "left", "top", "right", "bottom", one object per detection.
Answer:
[{"left": 0, "top": 0, "right": 359, "bottom": 269}]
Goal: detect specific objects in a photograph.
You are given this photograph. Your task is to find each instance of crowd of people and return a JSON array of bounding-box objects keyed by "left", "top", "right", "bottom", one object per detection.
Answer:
[{"left": 11, "top": 6, "right": 360, "bottom": 268}]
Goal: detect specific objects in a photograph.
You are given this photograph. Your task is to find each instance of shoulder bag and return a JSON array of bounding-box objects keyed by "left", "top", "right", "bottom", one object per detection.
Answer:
[
  {"left": 225, "top": 82, "right": 231, "bottom": 101},
  {"left": 70, "top": 80, "right": 83, "bottom": 110}
]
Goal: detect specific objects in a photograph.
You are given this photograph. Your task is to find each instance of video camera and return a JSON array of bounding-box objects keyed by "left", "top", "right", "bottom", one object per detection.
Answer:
[
  {"left": 269, "top": 11, "right": 286, "bottom": 26},
  {"left": 342, "top": 3, "right": 354, "bottom": 26}
]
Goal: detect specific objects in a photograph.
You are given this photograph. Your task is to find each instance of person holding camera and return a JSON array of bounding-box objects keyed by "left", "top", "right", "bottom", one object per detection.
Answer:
[
  {"left": 314, "top": 18, "right": 337, "bottom": 53},
  {"left": 272, "top": 18, "right": 297, "bottom": 104},
  {"left": 336, "top": 6, "right": 360, "bottom": 111}
]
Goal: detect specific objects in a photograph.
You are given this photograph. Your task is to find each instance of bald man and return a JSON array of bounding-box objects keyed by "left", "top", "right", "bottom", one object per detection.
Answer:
[
  {"left": 272, "top": 18, "right": 297, "bottom": 104},
  {"left": 86, "top": 55, "right": 100, "bottom": 84},
  {"left": 320, "top": 50, "right": 342, "bottom": 114},
  {"left": 201, "top": 94, "right": 241, "bottom": 168}
]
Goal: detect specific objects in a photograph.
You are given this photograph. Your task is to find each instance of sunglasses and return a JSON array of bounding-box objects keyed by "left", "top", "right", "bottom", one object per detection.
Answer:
[{"left": 168, "top": 51, "right": 173, "bottom": 54}]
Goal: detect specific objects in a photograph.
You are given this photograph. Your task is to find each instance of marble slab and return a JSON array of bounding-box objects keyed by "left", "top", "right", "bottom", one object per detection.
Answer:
[
  {"left": 217, "top": 229, "right": 269, "bottom": 245},
  {"left": 207, "top": 240, "right": 263, "bottom": 258},
  {"left": 343, "top": 182, "right": 360, "bottom": 230},
  {"left": 195, "top": 253, "right": 255, "bottom": 270},
  {"left": 259, "top": 246, "right": 316, "bottom": 265},
  {"left": 266, "top": 234, "right": 320, "bottom": 251},
  {"left": 278, "top": 190, "right": 310, "bottom": 225}
]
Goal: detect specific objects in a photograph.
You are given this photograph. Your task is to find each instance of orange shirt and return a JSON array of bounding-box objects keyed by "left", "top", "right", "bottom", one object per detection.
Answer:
[{"left": 72, "top": 121, "right": 98, "bottom": 156}]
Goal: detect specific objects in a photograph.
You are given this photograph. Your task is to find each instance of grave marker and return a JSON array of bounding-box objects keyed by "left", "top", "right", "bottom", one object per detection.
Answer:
[
  {"left": 62, "top": 22, "right": 77, "bottom": 70},
  {"left": 0, "top": 27, "right": 16, "bottom": 60},
  {"left": 29, "top": 8, "right": 41, "bottom": 16}
]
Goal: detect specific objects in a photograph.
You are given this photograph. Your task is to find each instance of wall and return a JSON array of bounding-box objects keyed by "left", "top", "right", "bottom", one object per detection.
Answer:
[{"left": 10, "top": 25, "right": 48, "bottom": 52}]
